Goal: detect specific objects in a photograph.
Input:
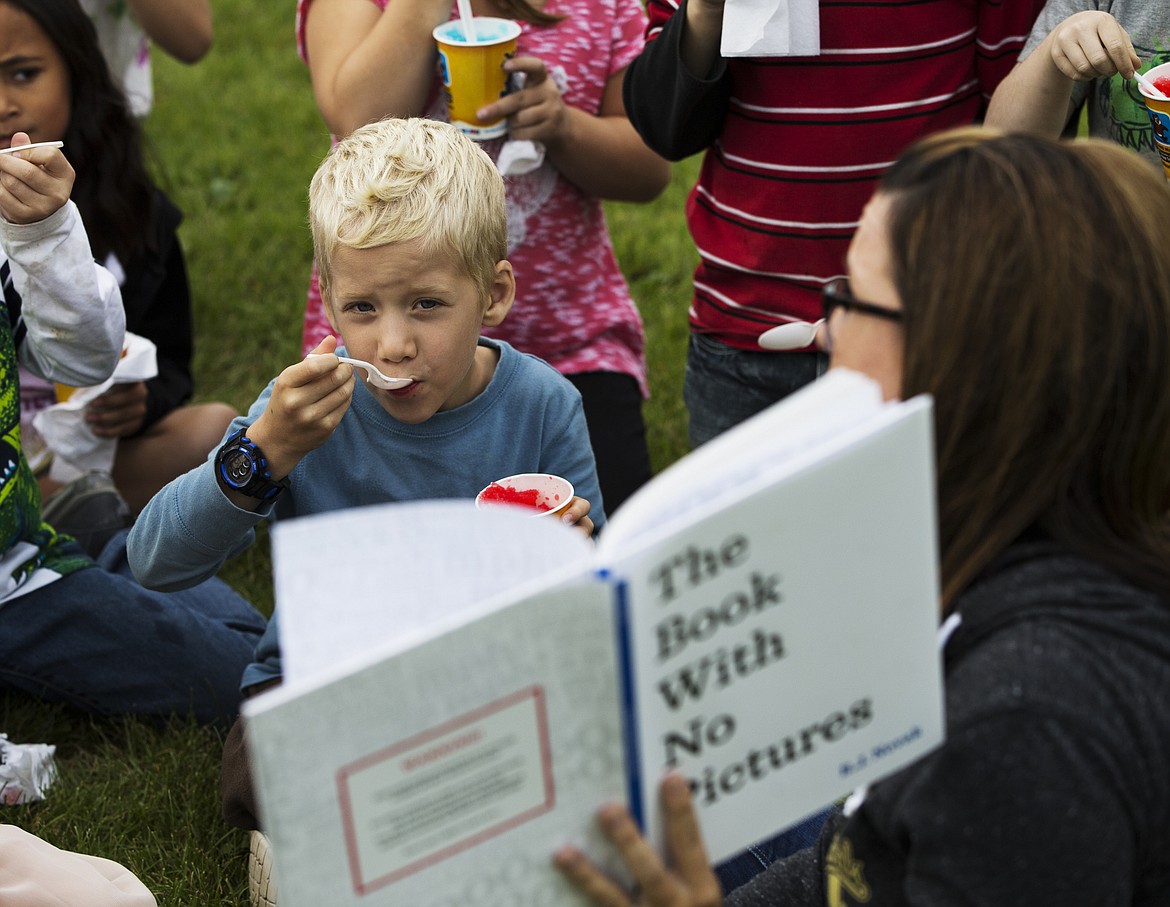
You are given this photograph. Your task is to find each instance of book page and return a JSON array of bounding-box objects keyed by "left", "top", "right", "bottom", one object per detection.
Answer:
[
  {"left": 273, "top": 500, "right": 595, "bottom": 684},
  {"left": 246, "top": 581, "right": 627, "bottom": 907},
  {"left": 601, "top": 369, "right": 884, "bottom": 552},
  {"left": 609, "top": 398, "right": 944, "bottom": 864}
]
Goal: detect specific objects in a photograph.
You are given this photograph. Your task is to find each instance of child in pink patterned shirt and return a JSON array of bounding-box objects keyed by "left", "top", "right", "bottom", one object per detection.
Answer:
[{"left": 295, "top": 0, "right": 670, "bottom": 514}]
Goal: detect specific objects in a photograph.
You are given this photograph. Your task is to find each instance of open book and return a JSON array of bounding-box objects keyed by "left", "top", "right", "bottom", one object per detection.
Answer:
[{"left": 244, "top": 369, "right": 945, "bottom": 906}]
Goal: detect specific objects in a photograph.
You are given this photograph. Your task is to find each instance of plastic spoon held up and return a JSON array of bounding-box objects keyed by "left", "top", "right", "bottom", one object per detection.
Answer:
[
  {"left": 0, "top": 141, "right": 64, "bottom": 155},
  {"left": 758, "top": 319, "right": 825, "bottom": 351},
  {"left": 308, "top": 354, "right": 413, "bottom": 390},
  {"left": 456, "top": 0, "right": 478, "bottom": 41},
  {"left": 1133, "top": 70, "right": 1169, "bottom": 100}
]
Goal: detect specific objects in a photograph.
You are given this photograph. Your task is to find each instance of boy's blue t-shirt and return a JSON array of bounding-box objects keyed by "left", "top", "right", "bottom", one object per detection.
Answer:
[
  {"left": 272, "top": 339, "right": 603, "bottom": 522},
  {"left": 230, "top": 339, "right": 604, "bottom": 688}
]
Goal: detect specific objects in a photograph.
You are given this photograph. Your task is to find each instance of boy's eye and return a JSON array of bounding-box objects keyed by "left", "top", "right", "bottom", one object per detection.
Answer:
[
  {"left": 345, "top": 300, "right": 375, "bottom": 314},
  {"left": 415, "top": 298, "right": 441, "bottom": 311}
]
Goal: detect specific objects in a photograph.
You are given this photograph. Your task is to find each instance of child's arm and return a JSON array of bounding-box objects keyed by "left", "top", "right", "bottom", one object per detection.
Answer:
[
  {"left": 476, "top": 60, "right": 671, "bottom": 202},
  {"left": 679, "top": 0, "right": 724, "bottom": 79},
  {"left": 301, "top": 0, "right": 453, "bottom": 137},
  {"left": 985, "top": 11, "right": 1140, "bottom": 138},
  {"left": 621, "top": 0, "right": 732, "bottom": 161},
  {"left": 536, "top": 376, "right": 607, "bottom": 536},
  {"left": 128, "top": 338, "right": 356, "bottom": 590},
  {"left": 0, "top": 137, "right": 125, "bottom": 388},
  {"left": 229, "top": 339, "right": 356, "bottom": 506},
  {"left": 126, "top": 0, "right": 214, "bottom": 64}
]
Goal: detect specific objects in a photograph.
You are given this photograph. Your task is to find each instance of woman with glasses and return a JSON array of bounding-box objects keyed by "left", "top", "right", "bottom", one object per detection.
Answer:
[{"left": 554, "top": 126, "right": 1170, "bottom": 906}]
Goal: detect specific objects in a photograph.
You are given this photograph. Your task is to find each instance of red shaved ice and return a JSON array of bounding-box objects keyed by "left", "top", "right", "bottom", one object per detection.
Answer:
[{"left": 478, "top": 482, "right": 551, "bottom": 512}]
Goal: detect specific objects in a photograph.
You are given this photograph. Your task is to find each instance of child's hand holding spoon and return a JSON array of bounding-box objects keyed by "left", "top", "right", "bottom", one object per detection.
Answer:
[{"left": 0, "top": 133, "right": 73, "bottom": 224}]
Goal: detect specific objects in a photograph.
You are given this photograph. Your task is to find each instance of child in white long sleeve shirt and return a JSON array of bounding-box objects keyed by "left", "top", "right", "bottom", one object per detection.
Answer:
[{"left": 0, "top": 132, "right": 263, "bottom": 726}]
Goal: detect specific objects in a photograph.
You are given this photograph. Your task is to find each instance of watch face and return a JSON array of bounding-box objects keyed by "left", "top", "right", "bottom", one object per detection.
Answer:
[{"left": 221, "top": 447, "right": 257, "bottom": 489}]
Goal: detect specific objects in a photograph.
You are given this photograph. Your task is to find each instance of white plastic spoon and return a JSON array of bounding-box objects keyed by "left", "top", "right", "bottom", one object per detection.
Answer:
[
  {"left": 0, "top": 141, "right": 64, "bottom": 155},
  {"left": 308, "top": 354, "right": 413, "bottom": 390},
  {"left": 758, "top": 319, "right": 825, "bottom": 351},
  {"left": 1133, "top": 71, "right": 1169, "bottom": 100},
  {"left": 456, "top": 0, "right": 477, "bottom": 41}
]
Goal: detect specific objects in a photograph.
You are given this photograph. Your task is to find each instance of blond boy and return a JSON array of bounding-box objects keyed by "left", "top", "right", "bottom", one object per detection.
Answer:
[{"left": 128, "top": 118, "right": 602, "bottom": 696}]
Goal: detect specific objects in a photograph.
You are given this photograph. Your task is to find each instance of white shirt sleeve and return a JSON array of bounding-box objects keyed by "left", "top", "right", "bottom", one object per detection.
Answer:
[{"left": 0, "top": 200, "right": 125, "bottom": 387}]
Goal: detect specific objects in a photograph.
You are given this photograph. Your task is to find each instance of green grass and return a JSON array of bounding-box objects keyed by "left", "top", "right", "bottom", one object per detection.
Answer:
[{"left": 1, "top": 2, "right": 698, "bottom": 903}]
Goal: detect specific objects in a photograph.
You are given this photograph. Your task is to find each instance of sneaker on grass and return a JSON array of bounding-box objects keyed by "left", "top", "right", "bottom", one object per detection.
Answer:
[{"left": 41, "top": 471, "right": 133, "bottom": 559}]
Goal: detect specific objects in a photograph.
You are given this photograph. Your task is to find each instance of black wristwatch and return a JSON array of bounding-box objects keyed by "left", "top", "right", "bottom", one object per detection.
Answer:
[{"left": 214, "top": 429, "right": 289, "bottom": 504}]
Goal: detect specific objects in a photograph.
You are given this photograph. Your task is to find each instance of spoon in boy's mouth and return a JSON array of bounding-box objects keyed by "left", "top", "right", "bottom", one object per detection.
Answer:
[{"left": 308, "top": 354, "right": 413, "bottom": 390}]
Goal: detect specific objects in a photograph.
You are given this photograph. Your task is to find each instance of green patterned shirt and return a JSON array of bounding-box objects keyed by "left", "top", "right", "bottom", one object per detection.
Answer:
[{"left": 0, "top": 275, "right": 93, "bottom": 595}]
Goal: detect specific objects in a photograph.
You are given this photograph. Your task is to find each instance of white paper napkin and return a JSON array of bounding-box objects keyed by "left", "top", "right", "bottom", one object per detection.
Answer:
[
  {"left": 33, "top": 332, "right": 158, "bottom": 482},
  {"left": 721, "top": 0, "right": 821, "bottom": 58},
  {"left": 497, "top": 139, "right": 545, "bottom": 176}
]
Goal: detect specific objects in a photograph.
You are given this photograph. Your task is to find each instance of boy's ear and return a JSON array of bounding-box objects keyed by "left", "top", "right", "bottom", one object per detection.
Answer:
[{"left": 481, "top": 260, "right": 515, "bottom": 328}]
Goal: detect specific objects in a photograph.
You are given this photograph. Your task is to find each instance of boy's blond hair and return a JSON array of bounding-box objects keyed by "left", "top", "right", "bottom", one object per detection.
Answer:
[{"left": 309, "top": 117, "right": 507, "bottom": 301}]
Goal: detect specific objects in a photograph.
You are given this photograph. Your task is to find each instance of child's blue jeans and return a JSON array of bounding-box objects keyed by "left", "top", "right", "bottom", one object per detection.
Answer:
[{"left": 0, "top": 529, "right": 264, "bottom": 727}]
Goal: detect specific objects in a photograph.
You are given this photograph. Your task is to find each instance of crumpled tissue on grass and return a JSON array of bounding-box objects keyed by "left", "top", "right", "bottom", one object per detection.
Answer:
[{"left": 0, "top": 733, "right": 57, "bottom": 804}]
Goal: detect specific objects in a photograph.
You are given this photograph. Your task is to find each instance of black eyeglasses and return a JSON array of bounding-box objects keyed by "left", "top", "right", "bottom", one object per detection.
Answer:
[
  {"left": 819, "top": 278, "right": 903, "bottom": 354},
  {"left": 821, "top": 278, "right": 904, "bottom": 325}
]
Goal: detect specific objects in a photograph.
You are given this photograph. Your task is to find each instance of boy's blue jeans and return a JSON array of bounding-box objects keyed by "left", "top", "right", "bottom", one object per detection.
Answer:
[
  {"left": 0, "top": 530, "right": 265, "bottom": 727},
  {"left": 684, "top": 333, "right": 828, "bottom": 449}
]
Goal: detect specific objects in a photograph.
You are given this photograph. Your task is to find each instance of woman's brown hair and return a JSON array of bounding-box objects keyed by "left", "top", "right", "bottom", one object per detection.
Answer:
[{"left": 879, "top": 128, "right": 1170, "bottom": 606}]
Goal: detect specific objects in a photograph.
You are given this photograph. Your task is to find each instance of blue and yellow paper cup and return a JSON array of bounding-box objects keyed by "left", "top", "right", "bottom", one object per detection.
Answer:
[
  {"left": 1137, "top": 61, "right": 1170, "bottom": 182},
  {"left": 433, "top": 17, "right": 521, "bottom": 141}
]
